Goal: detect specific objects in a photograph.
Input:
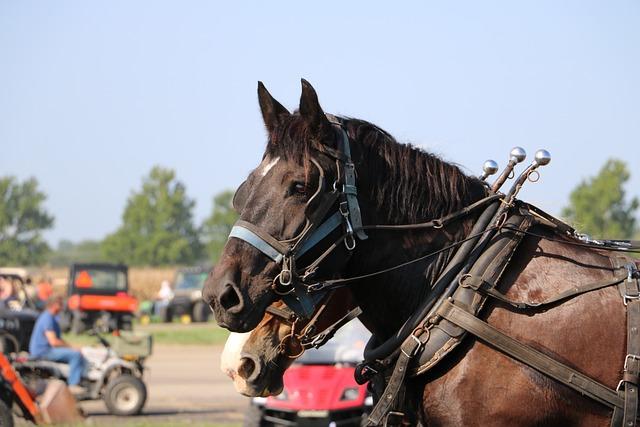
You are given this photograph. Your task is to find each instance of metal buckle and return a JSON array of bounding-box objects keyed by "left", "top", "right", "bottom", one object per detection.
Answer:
[
  {"left": 623, "top": 263, "right": 640, "bottom": 306},
  {"left": 401, "top": 332, "right": 423, "bottom": 358},
  {"left": 272, "top": 275, "right": 295, "bottom": 296},
  {"left": 624, "top": 354, "right": 640, "bottom": 372},
  {"left": 623, "top": 294, "right": 640, "bottom": 306},
  {"left": 623, "top": 286, "right": 640, "bottom": 306},
  {"left": 383, "top": 411, "right": 405, "bottom": 427}
]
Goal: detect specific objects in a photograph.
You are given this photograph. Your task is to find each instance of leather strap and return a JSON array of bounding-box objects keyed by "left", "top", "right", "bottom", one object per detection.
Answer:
[
  {"left": 460, "top": 272, "right": 627, "bottom": 310},
  {"left": 437, "top": 299, "right": 624, "bottom": 410},
  {"left": 620, "top": 263, "right": 640, "bottom": 427},
  {"left": 295, "top": 211, "right": 343, "bottom": 257},
  {"left": 337, "top": 127, "right": 368, "bottom": 241},
  {"left": 265, "top": 305, "right": 296, "bottom": 322},
  {"left": 228, "top": 224, "right": 285, "bottom": 263},
  {"left": 366, "top": 334, "right": 423, "bottom": 426},
  {"left": 302, "top": 306, "right": 363, "bottom": 349}
]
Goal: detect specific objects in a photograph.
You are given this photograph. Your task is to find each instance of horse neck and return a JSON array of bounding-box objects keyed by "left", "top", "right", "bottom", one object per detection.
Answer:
[{"left": 346, "top": 128, "right": 487, "bottom": 339}]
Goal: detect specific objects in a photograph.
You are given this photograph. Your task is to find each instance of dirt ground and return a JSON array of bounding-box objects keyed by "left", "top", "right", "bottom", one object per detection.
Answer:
[
  {"left": 82, "top": 344, "right": 247, "bottom": 425},
  {"left": 17, "top": 344, "right": 248, "bottom": 426}
]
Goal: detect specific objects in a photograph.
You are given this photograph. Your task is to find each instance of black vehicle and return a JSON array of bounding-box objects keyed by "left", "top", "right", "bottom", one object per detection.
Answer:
[
  {"left": 163, "top": 266, "right": 211, "bottom": 323},
  {"left": 59, "top": 263, "right": 138, "bottom": 334},
  {"left": 0, "top": 270, "right": 39, "bottom": 354}
]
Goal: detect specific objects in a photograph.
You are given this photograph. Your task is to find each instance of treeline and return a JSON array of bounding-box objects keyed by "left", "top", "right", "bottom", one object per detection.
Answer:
[
  {"left": 1, "top": 159, "right": 638, "bottom": 267},
  {"left": 0, "top": 166, "right": 237, "bottom": 267}
]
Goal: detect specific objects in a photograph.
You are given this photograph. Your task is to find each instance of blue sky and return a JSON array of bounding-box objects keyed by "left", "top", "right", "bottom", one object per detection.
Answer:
[{"left": 1, "top": 1, "right": 639, "bottom": 244}]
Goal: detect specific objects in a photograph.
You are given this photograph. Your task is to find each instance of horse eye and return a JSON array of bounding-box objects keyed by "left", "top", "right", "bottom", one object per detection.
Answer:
[{"left": 293, "top": 182, "right": 307, "bottom": 196}]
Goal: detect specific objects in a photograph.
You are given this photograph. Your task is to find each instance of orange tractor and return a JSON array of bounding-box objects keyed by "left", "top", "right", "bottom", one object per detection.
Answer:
[{"left": 59, "top": 264, "right": 137, "bottom": 334}]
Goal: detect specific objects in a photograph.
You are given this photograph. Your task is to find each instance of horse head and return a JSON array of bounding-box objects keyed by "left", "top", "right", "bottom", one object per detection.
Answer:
[
  {"left": 204, "top": 79, "right": 486, "bottom": 345},
  {"left": 203, "top": 80, "right": 363, "bottom": 332},
  {"left": 220, "top": 287, "right": 358, "bottom": 397}
]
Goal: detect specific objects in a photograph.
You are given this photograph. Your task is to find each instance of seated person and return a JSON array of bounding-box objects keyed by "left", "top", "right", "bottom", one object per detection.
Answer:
[
  {"left": 29, "top": 296, "right": 87, "bottom": 393},
  {"left": 0, "top": 276, "right": 18, "bottom": 309}
]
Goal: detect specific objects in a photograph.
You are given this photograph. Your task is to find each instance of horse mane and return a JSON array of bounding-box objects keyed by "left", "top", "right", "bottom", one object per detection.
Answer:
[{"left": 265, "top": 114, "right": 488, "bottom": 224}]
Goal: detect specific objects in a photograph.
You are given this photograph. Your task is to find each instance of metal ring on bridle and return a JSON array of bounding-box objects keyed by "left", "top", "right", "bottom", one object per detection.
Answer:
[
  {"left": 527, "top": 170, "right": 540, "bottom": 183},
  {"left": 278, "top": 332, "right": 305, "bottom": 359},
  {"left": 272, "top": 275, "right": 295, "bottom": 295},
  {"left": 345, "top": 234, "right": 357, "bottom": 251}
]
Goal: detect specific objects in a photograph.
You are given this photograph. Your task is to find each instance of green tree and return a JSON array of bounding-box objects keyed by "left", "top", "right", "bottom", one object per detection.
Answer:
[
  {"left": 102, "top": 166, "right": 203, "bottom": 265},
  {"left": 201, "top": 190, "right": 238, "bottom": 263},
  {"left": 562, "top": 159, "right": 639, "bottom": 239},
  {"left": 48, "top": 239, "right": 106, "bottom": 266},
  {"left": 0, "top": 176, "right": 54, "bottom": 265}
]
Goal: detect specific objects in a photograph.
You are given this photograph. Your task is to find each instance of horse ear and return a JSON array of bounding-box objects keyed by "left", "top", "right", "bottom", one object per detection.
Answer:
[
  {"left": 299, "top": 79, "right": 332, "bottom": 134},
  {"left": 258, "top": 81, "right": 290, "bottom": 133}
]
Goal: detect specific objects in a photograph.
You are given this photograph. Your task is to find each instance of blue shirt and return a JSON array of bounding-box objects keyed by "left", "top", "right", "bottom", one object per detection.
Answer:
[{"left": 29, "top": 311, "right": 60, "bottom": 357}]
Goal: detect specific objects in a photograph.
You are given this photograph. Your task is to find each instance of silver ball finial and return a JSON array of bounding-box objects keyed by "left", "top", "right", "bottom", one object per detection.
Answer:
[
  {"left": 482, "top": 160, "right": 499, "bottom": 176},
  {"left": 534, "top": 149, "right": 551, "bottom": 166},
  {"left": 510, "top": 147, "right": 527, "bottom": 163}
]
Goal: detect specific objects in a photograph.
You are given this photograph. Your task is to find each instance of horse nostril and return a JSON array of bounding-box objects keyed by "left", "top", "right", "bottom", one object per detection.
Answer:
[
  {"left": 219, "top": 282, "right": 244, "bottom": 314},
  {"left": 238, "top": 354, "right": 261, "bottom": 382}
]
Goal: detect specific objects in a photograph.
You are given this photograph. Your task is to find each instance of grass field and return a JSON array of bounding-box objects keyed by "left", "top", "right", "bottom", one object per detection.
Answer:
[{"left": 64, "top": 322, "right": 230, "bottom": 347}]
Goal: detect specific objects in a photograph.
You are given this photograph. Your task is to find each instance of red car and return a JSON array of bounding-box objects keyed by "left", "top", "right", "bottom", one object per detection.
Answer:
[{"left": 245, "top": 320, "right": 372, "bottom": 427}]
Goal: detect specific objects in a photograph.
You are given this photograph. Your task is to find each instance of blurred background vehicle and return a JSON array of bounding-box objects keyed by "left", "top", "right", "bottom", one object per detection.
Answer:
[
  {"left": 162, "top": 266, "right": 211, "bottom": 323},
  {"left": 14, "top": 328, "right": 152, "bottom": 416},
  {"left": 59, "top": 264, "right": 137, "bottom": 334},
  {"left": 245, "top": 319, "right": 372, "bottom": 427},
  {"left": 0, "top": 268, "right": 40, "bottom": 354}
]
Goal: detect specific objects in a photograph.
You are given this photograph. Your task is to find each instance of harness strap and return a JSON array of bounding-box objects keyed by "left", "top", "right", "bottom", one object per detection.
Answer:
[
  {"left": 437, "top": 299, "right": 624, "bottom": 410},
  {"left": 365, "top": 333, "right": 424, "bottom": 426},
  {"left": 337, "top": 127, "right": 368, "bottom": 241},
  {"left": 302, "top": 306, "right": 363, "bottom": 349},
  {"left": 265, "top": 305, "right": 296, "bottom": 322},
  {"left": 362, "top": 194, "right": 502, "bottom": 232},
  {"left": 229, "top": 212, "right": 344, "bottom": 263},
  {"left": 228, "top": 224, "right": 285, "bottom": 263},
  {"left": 460, "top": 271, "right": 627, "bottom": 310},
  {"left": 614, "top": 263, "right": 640, "bottom": 427},
  {"left": 296, "top": 212, "right": 343, "bottom": 257}
]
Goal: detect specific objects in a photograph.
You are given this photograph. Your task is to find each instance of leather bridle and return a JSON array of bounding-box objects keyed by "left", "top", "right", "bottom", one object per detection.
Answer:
[
  {"left": 229, "top": 117, "right": 502, "bottom": 325},
  {"left": 229, "top": 118, "right": 367, "bottom": 319},
  {"left": 227, "top": 116, "right": 504, "bottom": 364}
]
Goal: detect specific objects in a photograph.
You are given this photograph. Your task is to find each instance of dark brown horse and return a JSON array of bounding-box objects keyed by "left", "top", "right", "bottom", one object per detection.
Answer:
[{"left": 205, "top": 80, "right": 633, "bottom": 426}]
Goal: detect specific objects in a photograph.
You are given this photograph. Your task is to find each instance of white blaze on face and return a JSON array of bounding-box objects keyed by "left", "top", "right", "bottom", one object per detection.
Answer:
[
  {"left": 259, "top": 156, "right": 280, "bottom": 177},
  {"left": 220, "top": 332, "right": 252, "bottom": 392}
]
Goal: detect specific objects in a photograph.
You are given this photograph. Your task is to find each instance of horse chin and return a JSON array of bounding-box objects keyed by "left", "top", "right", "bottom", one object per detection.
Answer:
[
  {"left": 214, "top": 310, "right": 262, "bottom": 333},
  {"left": 235, "top": 378, "right": 284, "bottom": 398}
]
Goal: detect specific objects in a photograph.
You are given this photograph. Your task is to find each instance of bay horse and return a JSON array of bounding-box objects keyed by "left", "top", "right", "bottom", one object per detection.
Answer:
[
  {"left": 204, "top": 79, "right": 638, "bottom": 426},
  {"left": 220, "top": 287, "right": 358, "bottom": 397}
]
